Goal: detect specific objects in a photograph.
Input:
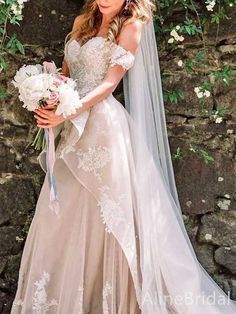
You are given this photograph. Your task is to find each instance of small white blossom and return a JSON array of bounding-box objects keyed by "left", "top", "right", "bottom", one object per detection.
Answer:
[
  {"left": 168, "top": 37, "right": 174, "bottom": 44},
  {"left": 217, "top": 199, "right": 231, "bottom": 210},
  {"left": 206, "top": 0, "right": 216, "bottom": 11},
  {"left": 204, "top": 90, "right": 211, "bottom": 97},
  {"left": 197, "top": 92, "right": 204, "bottom": 99},
  {"left": 170, "top": 29, "right": 185, "bottom": 42},
  {"left": 177, "top": 60, "right": 183, "bottom": 67},
  {"left": 215, "top": 117, "right": 223, "bottom": 123},
  {"left": 176, "top": 25, "right": 181, "bottom": 30},
  {"left": 205, "top": 234, "right": 212, "bottom": 240},
  {"left": 170, "top": 29, "right": 178, "bottom": 37},
  {"left": 218, "top": 177, "right": 224, "bottom": 182}
]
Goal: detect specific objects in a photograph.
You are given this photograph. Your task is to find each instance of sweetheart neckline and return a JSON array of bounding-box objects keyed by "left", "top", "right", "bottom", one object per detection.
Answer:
[{"left": 66, "top": 36, "right": 135, "bottom": 57}]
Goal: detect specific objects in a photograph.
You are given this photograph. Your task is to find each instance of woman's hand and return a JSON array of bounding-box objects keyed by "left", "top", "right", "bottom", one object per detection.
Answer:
[{"left": 34, "top": 107, "right": 66, "bottom": 128}]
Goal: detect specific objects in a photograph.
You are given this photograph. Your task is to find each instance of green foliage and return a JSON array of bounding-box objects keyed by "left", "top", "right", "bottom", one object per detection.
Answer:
[
  {"left": 0, "top": 0, "right": 27, "bottom": 72},
  {"left": 154, "top": 0, "right": 235, "bottom": 164},
  {"left": 189, "top": 143, "right": 214, "bottom": 164},
  {"left": 172, "top": 143, "right": 214, "bottom": 164},
  {"left": 163, "top": 89, "right": 184, "bottom": 104}
]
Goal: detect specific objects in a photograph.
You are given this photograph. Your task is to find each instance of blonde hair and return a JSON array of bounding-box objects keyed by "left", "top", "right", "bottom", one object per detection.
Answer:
[{"left": 65, "top": 0, "right": 156, "bottom": 46}]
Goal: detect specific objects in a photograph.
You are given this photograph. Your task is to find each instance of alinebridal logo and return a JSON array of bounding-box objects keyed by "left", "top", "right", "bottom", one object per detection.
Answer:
[{"left": 141, "top": 291, "right": 232, "bottom": 307}]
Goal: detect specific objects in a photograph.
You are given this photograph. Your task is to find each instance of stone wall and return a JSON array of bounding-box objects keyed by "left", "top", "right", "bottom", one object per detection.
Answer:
[{"left": 0, "top": 0, "right": 235, "bottom": 311}]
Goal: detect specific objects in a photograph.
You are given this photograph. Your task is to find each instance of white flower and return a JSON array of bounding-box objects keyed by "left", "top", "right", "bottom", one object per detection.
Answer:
[
  {"left": 12, "top": 64, "right": 43, "bottom": 89},
  {"left": 206, "top": 0, "right": 216, "bottom": 11},
  {"left": 56, "top": 83, "right": 82, "bottom": 118},
  {"left": 177, "top": 60, "right": 183, "bottom": 67},
  {"left": 218, "top": 177, "right": 224, "bottom": 182},
  {"left": 168, "top": 38, "right": 174, "bottom": 44},
  {"left": 197, "top": 92, "right": 204, "bottom": 99},
  {"left": 204, "top": 90, "right": 211, "bottom": 97},
  {"left": 215, "top": 117, "right": 223, "bottom": 123},
  {"left": 18, "top": 73, "right": 54, "bottom": 111},
  {"left": 176, "top": 25, "right": 181, "bottom": 30},
  {"left": 11, "top": 3, "right": 23, "bottom": 15},
  {"left": 170, "top": 29, "right": 185, "bottom": 42},
  {"left": 205, "top": 234, "right": 212, "bottom": 240},
  {"left": 18, "top": 0, "right": 28, "bottom": 4},
  {"left": 170, "top": 29, "right": 178, "bottom": 38},
  {"left": 217, "top": 199, "right": 231, "bottom": 210},
  {"left": 194, "top": 87, "right": 211, "bottom": 99}
]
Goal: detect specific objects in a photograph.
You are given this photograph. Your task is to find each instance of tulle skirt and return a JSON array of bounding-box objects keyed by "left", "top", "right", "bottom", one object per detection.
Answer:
[
  {"left": 10, "top": 157, "right": 140, "bottom": 313},
  {"left": 11, "top": 93, "right": 236, "bottom": 313}
]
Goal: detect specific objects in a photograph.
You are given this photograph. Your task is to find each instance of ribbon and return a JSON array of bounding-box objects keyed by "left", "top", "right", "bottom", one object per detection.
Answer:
[{"left": 44, "top": 128, "right": 60, "bottom": 216}]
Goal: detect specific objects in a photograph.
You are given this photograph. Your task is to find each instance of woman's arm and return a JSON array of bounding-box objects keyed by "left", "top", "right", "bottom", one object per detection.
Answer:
[
  {"left": 67, "top": 20, "right": 143, "bottom": 119},
  {"left": 61, "top": 59, "right": 70, "bottom": 77}
]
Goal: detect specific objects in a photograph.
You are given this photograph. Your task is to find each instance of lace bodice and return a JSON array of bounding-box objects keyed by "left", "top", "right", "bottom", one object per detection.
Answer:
[{"left": 64, "top": 36, "right": 135, "bottom": 98}]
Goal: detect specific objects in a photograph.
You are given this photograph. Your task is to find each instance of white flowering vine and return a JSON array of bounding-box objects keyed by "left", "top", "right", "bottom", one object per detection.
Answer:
[
  {"left": 206, "top": 0, "right": 216, "bottom": 11},
  {"left": 194, "top": 87, "right": 211, "bottom": 99}
]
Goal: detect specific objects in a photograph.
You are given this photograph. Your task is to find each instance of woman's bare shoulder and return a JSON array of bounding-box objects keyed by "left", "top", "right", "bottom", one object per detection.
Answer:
[{"left": 117, "top": 19, "right": 143, "bottom": 44}]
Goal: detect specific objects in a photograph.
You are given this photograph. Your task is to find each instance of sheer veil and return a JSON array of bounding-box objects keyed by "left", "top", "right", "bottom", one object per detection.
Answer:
[{"left": 122, "top": 14, "right": 236, "bottom": 314}]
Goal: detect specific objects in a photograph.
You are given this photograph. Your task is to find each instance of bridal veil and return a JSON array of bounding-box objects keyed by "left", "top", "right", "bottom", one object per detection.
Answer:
[{"left": 122, "top": 13, "right": 236, "bottom": 314}]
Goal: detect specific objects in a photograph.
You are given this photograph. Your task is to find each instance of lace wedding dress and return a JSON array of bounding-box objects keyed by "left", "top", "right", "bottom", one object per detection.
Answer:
[
  {"left": 10, "top": 35, "right": 236, "bottom": 314},
  {"left": 10, "top": 36, "right": 142, "bottom": 314}
]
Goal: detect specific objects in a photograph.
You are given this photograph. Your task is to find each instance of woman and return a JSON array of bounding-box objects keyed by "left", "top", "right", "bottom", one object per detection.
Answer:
[{"left": 10, "top": 0, "right": 236, "bottom": 313}]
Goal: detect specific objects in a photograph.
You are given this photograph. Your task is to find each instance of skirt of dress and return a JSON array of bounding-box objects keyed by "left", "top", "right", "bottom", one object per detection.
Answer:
[{"left": 10, "top": 157, "right": 140, "bottom": 314}]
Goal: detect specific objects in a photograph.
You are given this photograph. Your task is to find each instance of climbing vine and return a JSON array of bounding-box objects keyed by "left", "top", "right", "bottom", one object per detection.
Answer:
[
  {"left": 0, "top": 0, "right": 28, "bottom": 98},
  {"left": 153, "top": 0, "right": 236, "bottom": 163}
]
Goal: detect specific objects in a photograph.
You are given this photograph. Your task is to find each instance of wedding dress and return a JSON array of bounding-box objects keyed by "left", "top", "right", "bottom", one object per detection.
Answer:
[{"left": 10, "top": 34, "right": 236, "bottom": 314}]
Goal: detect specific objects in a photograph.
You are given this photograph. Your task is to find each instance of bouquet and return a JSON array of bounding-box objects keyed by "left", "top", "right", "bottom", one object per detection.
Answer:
[
  {"left": 12, "top": 61, "right": 83, "bottom": 215},
  {"left": 12, "top": 61, "right": 82, "bottom": 151}
]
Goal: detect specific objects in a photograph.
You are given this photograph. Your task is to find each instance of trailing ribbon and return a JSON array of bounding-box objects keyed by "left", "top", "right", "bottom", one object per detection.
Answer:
[{"left": 44, "top": 128, "right": 60, "bottom": 216}]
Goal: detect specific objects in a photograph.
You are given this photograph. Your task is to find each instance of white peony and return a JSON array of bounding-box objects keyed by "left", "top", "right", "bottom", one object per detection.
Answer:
[
  {"left": 12, "top": 64, "right": 43, "bottom": 89},
  {"left": 18, "top": 73, "right": 54, "bottom": 111},
  {"left": 56, "top": 83, "right": 82, "bottom": 118}
]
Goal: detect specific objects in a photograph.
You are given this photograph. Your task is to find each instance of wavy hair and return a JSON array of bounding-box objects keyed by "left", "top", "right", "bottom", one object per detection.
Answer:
[{"left": 65, "top": 0, "right": 156, "bottom": 47}]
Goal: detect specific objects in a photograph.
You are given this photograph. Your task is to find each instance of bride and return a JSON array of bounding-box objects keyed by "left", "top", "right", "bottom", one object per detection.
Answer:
[{"left": 10, "top": 0, "right": 236, "bottom": 313}]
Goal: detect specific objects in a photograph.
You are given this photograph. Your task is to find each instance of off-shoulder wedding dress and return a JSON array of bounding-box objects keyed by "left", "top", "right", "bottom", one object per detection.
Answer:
[{"left": 10, "top": 35, "right": 236, "bottom": 314}]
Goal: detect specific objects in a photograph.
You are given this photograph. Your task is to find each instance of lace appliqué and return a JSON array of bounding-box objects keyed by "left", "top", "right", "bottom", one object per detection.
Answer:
[
  {"left": 97, "top": 185, "right": 129, "bottom": 233},
  {"left": 110, "top": 45, "right": 135, "bottom": 70},
  {"left": 76, "top": 146, "right": 111, "bottom": 182},
  {"left": 11, "top": 299, "right": 24, "bottom": 312},
  {"left": 12, "top": 271, "right": 58, "bottom": 313},
  {"left": 65, "top": 37, "right": 111, "bottom": 98},
  {"left": 32, "top": 271, "right": 58, "bottom": 313},
  {"left": 73, "top": 284, "right": 84, "bottom": 314},
  {"left": 103, "top": 281, "right": 112, "bottom": 314}
]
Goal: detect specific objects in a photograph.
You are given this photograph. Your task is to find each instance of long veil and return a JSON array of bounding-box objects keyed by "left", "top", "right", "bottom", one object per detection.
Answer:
[{"left": 123, "top": 18, "right": 236, "bottom": 313}]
